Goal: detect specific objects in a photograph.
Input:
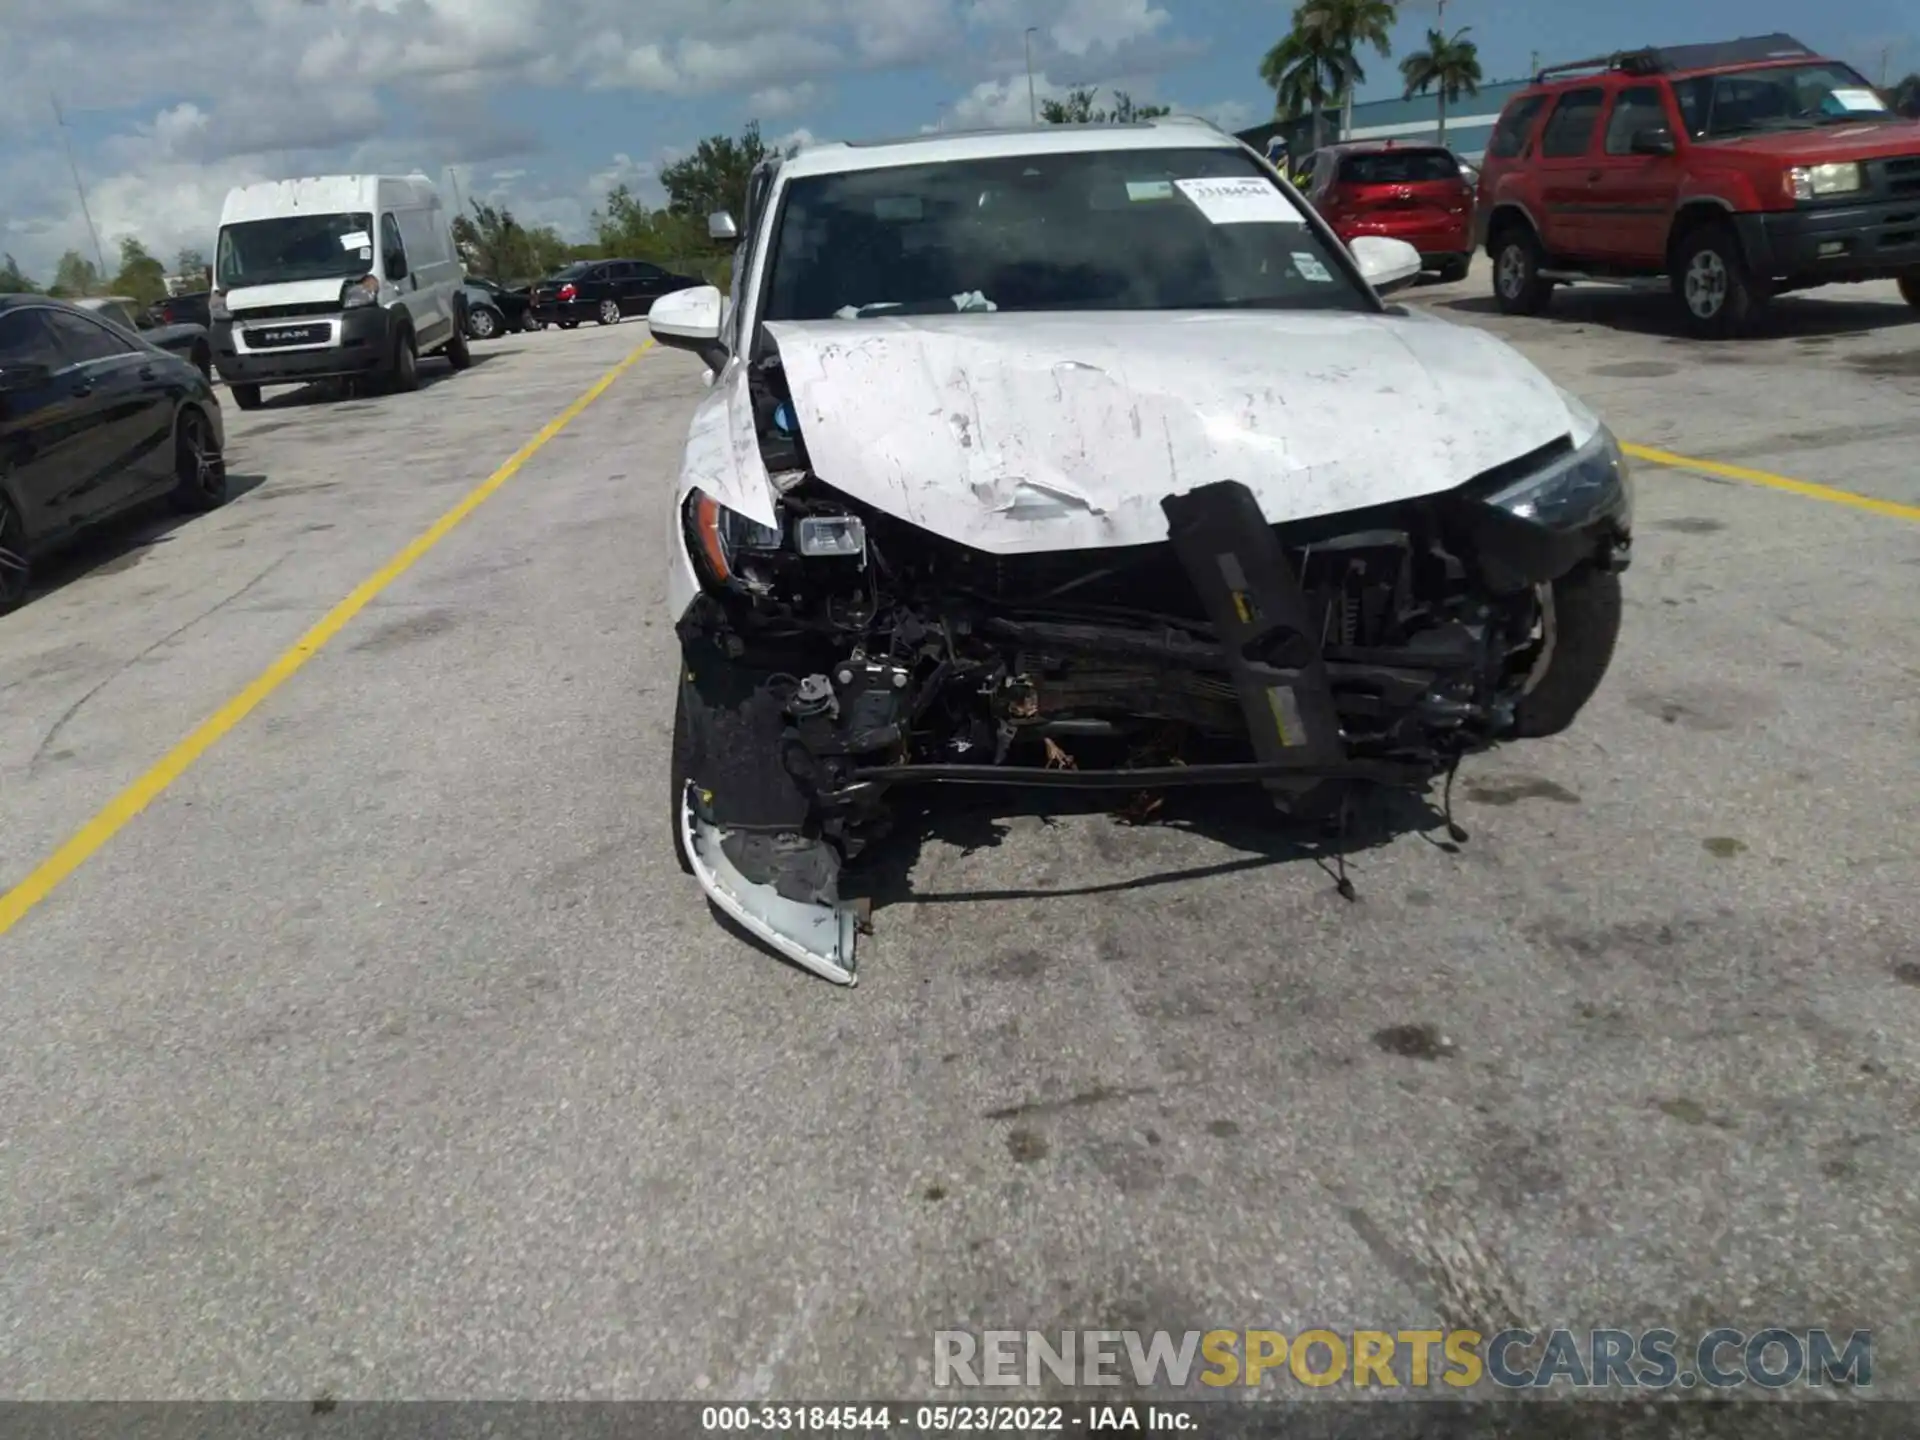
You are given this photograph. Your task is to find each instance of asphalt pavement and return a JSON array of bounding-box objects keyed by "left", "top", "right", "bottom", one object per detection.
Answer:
[{"left": 0, "top": 277, "right": 1917, "bottom": 1400}]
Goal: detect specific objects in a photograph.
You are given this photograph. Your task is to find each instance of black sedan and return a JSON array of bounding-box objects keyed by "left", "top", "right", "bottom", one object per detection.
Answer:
[
  {"left": 77, "top": 296, "right": 214, "bottom": 382},
  {"left": 528, "top": 258, "right": 701, "bottom": 329},
  {"left": 0, "top": 295, "right": 228, "bottom": 614},
  {"left": 461, "top": 276, "right": 531, "bottom": 339}
]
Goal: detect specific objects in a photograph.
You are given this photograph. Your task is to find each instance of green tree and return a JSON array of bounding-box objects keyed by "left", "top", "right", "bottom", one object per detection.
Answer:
[
  {"left": 0, "top": 254, "right": 39, "bottom": 294},
  {"left": 659, "top": 121, "right": 776, "bottom": 225},
  {"left": 112, "top": 236, "right": 169, "bottom": 308},
  {"left": 50, "top": 250, "right": 102, "bottom": 297},
  {"left": 1399, "top": 26, "right": 1482, "bottom": 144},
  {"left": 1893, "top": 73, "right": 1920, "bottom": 117},
  {"left": 1039, "top": 87, "right": 1172, "bottom": 123},
  {"left": 1263, "top": 0, "right": 1398, "bottom": 146},
  {"left": 589, "top": 183, "right": 706, "bottom": 263},
  {"left": 174, "top": 248, "right": 209, "bottom": 285}
]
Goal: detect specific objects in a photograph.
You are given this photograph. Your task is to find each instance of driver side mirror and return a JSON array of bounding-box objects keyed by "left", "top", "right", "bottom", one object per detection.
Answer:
[
  {"left": 708, "top": 211, "right": 739, "bottom": 244},
  {"left": 1348, "top": 234, "right": 1423, "bottom": 296},
  {"left": 649, "top": 284, "right": 729, "bottom": 372},
  {"left": 1629, "top": 125, "right": 1676, "bottom": 156}
]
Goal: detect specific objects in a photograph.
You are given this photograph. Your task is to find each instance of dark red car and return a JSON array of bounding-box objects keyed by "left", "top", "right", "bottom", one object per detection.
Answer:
[{"left": 1303, "top": 142, "right": 1477, "bottom": 281}]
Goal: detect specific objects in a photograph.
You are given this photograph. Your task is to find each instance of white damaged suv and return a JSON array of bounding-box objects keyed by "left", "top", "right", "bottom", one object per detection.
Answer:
[{"left": 647, "top": 117, "right": 1632, "bottom": 986}]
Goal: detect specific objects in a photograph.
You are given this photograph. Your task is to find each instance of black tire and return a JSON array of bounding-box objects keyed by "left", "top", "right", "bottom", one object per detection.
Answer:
[
  {"left": 596, "top": 298, "right": 621, "bottom": 326},
  {"left": 670, "top": 687, "right": 695, "bottom": 875},
  {"left": 167, "top": 406, "right": 228, "bottom": 514},
  {"left": 1512, "top": 566, "right": 1623, "bottom": 739},
  {"left": 445, "top": 324, "right": 472, "bottom": 371},
  {"left": 1899, "top": 272, "right": 1920, "bottom": 310},
  {"left": 1672, "top": 222, "right": 1763, "bottom": 339},
  {"left": 1491, "top": 226, "right": 1554, "bottom": 315},
  {"left": 467, "top": 306, "right": 500, "bottom": 339},
  {"left": 0, "top": 488, "right": 31, "bottom": 616},
  {"left": 388, "top": 328, "right": 419, "bottom": 392},
  {"left": 230, "top": 382, "right": 264, "bottom": 410}
]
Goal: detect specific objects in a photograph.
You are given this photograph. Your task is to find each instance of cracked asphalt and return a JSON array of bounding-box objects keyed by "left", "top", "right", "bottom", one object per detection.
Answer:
[{"left": 1, "top": 271, "right": 1917, "bottom": 1401}]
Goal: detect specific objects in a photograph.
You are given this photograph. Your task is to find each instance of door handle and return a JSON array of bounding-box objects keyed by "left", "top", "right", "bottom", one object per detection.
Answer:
[
  {"left": 70, "top": 380, "right": 95, "bottom": 398},
  {"left": 138, "top": 364, "right": 156, "bottom": 380}
]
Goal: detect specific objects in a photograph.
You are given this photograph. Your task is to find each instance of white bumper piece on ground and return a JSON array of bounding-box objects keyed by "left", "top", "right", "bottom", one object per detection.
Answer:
[{"left": 679, "top": 785, "right": 861, "bottom": 986}]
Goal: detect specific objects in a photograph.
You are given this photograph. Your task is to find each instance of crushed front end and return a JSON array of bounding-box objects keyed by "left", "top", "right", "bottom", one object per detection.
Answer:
[{"left": 672, "top": 355, "right": 1631, "bottom": 985}]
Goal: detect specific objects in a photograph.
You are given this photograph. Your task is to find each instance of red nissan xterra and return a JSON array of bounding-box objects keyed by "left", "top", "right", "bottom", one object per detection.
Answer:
[
  {"left": 1305, "top": 141, "right": 1477, "bottom": 281},
  {"left": 1475, "top": 33, "right": 1920, "bottom": 336}
]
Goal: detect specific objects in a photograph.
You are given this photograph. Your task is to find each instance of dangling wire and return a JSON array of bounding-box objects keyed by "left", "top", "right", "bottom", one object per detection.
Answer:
[
  {"left": 1332, "top": 787, "right": 1358, "bottom": 902},
  {"left": 1442, "top": 752, "right": 1469, "bottom": 844}
]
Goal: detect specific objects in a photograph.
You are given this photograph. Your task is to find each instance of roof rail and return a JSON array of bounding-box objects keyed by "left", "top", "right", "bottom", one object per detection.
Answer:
[{"left": 1533, "top": 33, "right": 1813, "bottom": 84}]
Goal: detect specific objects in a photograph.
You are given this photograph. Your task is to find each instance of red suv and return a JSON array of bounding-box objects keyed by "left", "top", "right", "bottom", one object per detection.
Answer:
[
  {"left": 1476, "top": 33, "right": 1920, "bottom": 336},
  {"left": 1306, "top": 141, "right": 1476, "bottom": 281}
]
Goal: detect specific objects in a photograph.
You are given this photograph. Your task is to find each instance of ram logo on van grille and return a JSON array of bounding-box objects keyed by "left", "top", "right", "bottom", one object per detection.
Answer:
[{"left": 249, "top": 323, "right": 328, "bottom": 348}]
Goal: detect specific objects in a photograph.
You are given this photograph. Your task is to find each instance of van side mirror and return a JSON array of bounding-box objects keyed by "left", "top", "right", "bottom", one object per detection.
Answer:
[
  {"left": 386, "top": 251, "right": 409, "bottom": 282},
  {"left": 708, "top": 211, "right": 739, "bottom": 244},
  {"left": 1630, "top": 125, "right": 1676, "bottom": 156}
]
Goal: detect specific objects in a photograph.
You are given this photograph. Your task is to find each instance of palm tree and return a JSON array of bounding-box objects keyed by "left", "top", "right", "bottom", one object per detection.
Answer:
[
  {"left": 1399, "top": 26, "right": 1483, "bottom": 144},
  {"left": 1288, "top": 0, "right": 1399, "bottom": 142},
  {"left": 1260, "top": 29, "right": 1340, "bottom": 149}
]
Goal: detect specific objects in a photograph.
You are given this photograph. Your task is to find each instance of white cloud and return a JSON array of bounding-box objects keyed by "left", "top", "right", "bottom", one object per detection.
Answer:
[
  {"left": 940, "top": 73, "right": 1069, "bottom": 129},
  {"left": 0, "top": 0, "right": 1203, "bottom": 278}
]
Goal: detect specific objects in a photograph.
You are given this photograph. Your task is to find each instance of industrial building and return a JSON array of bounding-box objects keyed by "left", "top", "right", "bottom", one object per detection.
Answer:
[{"left": 1236, "top": 78, "right": 1532, "bottom": 163}]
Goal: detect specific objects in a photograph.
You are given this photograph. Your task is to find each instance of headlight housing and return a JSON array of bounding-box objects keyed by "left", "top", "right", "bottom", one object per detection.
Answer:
[
  {"left": 209, "top": 290, "right": 231, "bottom": 320},
  {"left": 1482, "top": 423, "right": 1631, "bottom": 531},
  {"left": 1784, "top": 162, "right": 1862, "bottom": 202},
  {"left": 684, "top": 489, "right": 868, "bottom": 594},
  {"left": 341, "top": 275, "right": 380, "bottom": 309}
]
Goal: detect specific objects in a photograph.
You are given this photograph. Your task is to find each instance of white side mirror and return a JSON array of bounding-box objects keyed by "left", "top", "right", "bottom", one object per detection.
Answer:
[
  {"left": 1349, "top": 235, "right": 1423, "bottom": 297},
  {"left": 649, "top": 284, "right": 728, "bottom": 371},
  {"left": 708, "top": 211, "right": 739, "bottom": 243}
]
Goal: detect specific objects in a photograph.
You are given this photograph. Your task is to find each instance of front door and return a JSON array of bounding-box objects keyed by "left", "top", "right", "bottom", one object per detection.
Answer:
[
  {"left": 0, "top": 307, "right": 104, "bottom": 542},
  {"left": 1532, "top": 85, "right": 1608, "bottom": 258},
  {"left": 38, "top": 308, "right": 174, "bottom": 519},
  {"left": 1589, "top": 83, "right": 1685, "bottom": 263}
]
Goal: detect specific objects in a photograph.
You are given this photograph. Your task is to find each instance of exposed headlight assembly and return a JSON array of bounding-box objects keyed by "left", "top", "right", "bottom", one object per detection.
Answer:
[
  {"left": 1482, "top": 424, "right": 1632, "bottom": 531},
  {"left": 1784, "top": 162, "right": 1862, "bottom": 202},
  {"left": 685, "top": 490, "right": 866, "bottom": 590},
  {"left": 340, "top": 275, "right": 380, "bottom": 309}
]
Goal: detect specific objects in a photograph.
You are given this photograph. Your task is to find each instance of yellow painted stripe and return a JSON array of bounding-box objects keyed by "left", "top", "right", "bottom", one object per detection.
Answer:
[
  {"left": 0, "top": 340, "right": 654, "bottom": 937},
  {"left": 1624, "top": 442, "right": 1920, "bottom": 524}
]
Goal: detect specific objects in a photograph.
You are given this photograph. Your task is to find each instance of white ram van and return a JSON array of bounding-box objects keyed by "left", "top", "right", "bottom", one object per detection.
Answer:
[{"left": 210, "top": 174, "right": 469, "bottom": 408}]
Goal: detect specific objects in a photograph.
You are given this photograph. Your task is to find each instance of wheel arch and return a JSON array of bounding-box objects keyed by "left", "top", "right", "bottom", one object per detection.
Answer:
[
  {"left": 1484, "top": 201, "right": 1542, "bottom": 256},
  {"left": 1665, "top": 199, "right": 1739, "bottom": 270}
]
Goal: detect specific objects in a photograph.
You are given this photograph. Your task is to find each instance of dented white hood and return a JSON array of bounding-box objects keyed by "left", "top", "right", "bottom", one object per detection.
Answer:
[{"left": 760, "top": 310, "right": 1585, "bottom": 554}]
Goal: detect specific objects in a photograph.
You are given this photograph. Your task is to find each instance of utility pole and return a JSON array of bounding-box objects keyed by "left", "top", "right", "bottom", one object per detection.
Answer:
[
  {"left": 51, "top": 93, "right": 108, "bottom": 289},
  {"left": 1024, "top": 28, "right": 1039, "bottom": 123},
  {"left": 1880, "top": 45, "right": 1892, "bottom": 88}
]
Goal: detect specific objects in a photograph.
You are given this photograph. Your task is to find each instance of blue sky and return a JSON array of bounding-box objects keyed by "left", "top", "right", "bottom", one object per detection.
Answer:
[{"left": 1, "top": 0, "right": 1913, "bottom": 277}]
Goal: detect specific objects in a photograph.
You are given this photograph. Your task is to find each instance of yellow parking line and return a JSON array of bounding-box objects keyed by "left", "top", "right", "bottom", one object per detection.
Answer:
[
  {"left": 0, "top": 340, "right": 654, "bottom": 938},
  {"left": 1624, "top": 442, "right": 1920, "bottom": 524}
]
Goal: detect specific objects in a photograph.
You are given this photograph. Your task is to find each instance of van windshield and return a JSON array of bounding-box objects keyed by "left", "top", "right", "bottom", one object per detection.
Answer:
[{"left": 216, "top": 212, "right": 375, "bottom": 289}]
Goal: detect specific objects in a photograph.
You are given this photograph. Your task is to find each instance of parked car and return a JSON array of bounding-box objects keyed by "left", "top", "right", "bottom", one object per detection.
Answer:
[
  {"left": 0, "top": 295, "right": 228, "bottom": 614},
  {"left": 1478, "top": 32, "right": 1920, "bottom": 336},
  {"left": 75, "top": 295, "right": 214, "bottom": 380},
  {"left": 210, "top": 173, "right": 470, "bottom": 408},
  {"left": 647, "top": 117, "right": 1632, "bottom": 985},
  {"left": 1303, "top": 141, "right": 1476, "bottom": 281},
  {"left": 529, "top": 258, "right": 703, "bottom": 328},
  {"left": 461, "top": 276, "right": 530, "bottom": 338},
  {"left": 151, "top": 291, "right": 212, "bottom": 328}
]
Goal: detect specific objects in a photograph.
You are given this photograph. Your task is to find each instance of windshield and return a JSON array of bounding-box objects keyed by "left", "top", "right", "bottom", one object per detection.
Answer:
[
  {"left": 1673, "top": 63, "right": 1894, "bottom": 138},
  {"left": 216, "top": 212, "right": 374, "bottom": 288},
  {"left": 1337, "top": 149, "right": 1460, "bottom": 184},
  {"left": 760, "top": 146, "right": 1368, "bottom": 322}
]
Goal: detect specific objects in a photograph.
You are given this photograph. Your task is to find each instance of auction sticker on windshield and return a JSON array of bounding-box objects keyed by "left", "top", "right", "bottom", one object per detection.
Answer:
[
  {"left": 1826, "top": 87, "right": 1887, "bottom": 112},
  {"left": 1292, "top": 252, "right": 1332, "bottom": 282},
  {"left": 339, "top": 230, "right": 372, "bottom": 250},
  {"left": 1174, "top": 177, "right": 1303, "bottom": 225}
]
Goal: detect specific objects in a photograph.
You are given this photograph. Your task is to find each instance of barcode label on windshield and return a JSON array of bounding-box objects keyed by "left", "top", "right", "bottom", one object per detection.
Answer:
[{"left": 1174, "top": 177, "right": 1304, "bottom": 225}]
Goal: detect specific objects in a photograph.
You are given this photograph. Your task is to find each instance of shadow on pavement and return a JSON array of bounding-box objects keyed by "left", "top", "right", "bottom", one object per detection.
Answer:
[{"left": 1435, "top": 289, "right": 1916, "bottom": 341}]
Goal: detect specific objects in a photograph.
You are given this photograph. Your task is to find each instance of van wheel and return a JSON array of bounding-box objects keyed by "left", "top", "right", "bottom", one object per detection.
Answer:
[
  {"left": 1512, "top": 566, "right": 1622, "bottom": 739},
  {"left": 0, "top": 490, "right": 31, "bottom": 616},
  {"left": 1674, "top": 223, "right": 1763, "bottom": 338},
  {"left": 167, "top": 406, "right": 229, "bottom": 514},
  {"left": 1492, "top": 227, "right": 1554, "bottom": 315},
  {"left": 230, "top": 383, "right": 263, "bottom": 410},
  {"left": 445, "top": 325, "right": 472, "bottom": 370},
  {"left": 387, "top": 329, "right": 419, "bottom": 392}
]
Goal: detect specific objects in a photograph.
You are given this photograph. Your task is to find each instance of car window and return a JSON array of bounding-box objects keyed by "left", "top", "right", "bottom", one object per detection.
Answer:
[
  {"left": 1604, "top": 86, "right": 1671, "bottom": 155},
  {"left": 380, "top": 213, "right": 408, "bottom": 276},
  {"left": 1336, "top": 149, "right": 1459, "bottom": 184},
  {"left": 606, "top": 262, "right": 636, "bottom": 280},
  {"left": 761, "top": 146, "right": 1367, "bottom": 324},
  {"left": 1539, "top": 87, "right": 1606, "bottom": 158},
  {"left": 633, "top": 262, "right": 667, "bottom": 280},
  {"left": 0, "top": 309, "right": 65, "bottom": 368},
  {"left": 1671, "top": 61, "right": 1891, "bottom": 140},
  {"left": 44, "top": 310, "right": 138, "bottom": 363},
  {"left": 1487, "top": 95, "right": 1548, "bottom": 159}
]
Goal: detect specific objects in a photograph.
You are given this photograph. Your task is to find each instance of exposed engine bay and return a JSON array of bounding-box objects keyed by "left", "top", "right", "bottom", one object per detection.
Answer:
[{"left": 672, "top": 349, "right": 1632, "bottom": 985}]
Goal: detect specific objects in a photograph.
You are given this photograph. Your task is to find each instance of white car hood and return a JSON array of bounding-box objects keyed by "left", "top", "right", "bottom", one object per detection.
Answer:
[
  {"left": 744, "top": 310, "right": 1584, "bottom": 554},
  {"left": 224, "top": 277, "right": 356, "bottom": 314}
]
